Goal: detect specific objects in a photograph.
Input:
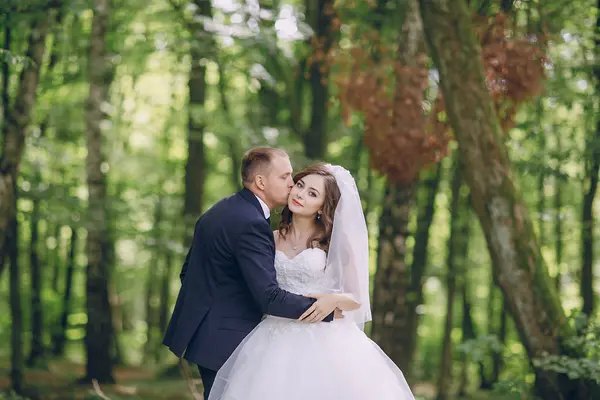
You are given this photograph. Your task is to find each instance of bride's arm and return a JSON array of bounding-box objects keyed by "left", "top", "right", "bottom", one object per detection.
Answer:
[
  {"left": 298, "top": 293, "right": 360, "bottom": 321},
  {"left": 311, "top": 293, "right": 360, "bottom": 312}
]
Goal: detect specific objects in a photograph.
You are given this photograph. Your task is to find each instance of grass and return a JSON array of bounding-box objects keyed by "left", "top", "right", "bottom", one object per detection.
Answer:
[
  {"left": 0, "top": 358, "right": 199, "bottom": 400},
  {"left": 0, "top": 357, "right": 516, "bottom": 400}
]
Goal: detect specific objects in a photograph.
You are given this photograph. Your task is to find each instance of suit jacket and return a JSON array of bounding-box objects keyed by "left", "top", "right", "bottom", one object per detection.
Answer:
[{"left": 162, "top": 188, "right": 332, "bottom": 371}]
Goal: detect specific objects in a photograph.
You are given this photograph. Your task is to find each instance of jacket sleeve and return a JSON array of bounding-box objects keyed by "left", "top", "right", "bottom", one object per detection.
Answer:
[
  {"left": 179, "top": 246, "right": 192, "bottom": 284},
  {"left": 179, "top": 216, "right": 203, "bottom": 284},
  {"left": 235, "top": 220, "right": 333, "bottom": 322}
]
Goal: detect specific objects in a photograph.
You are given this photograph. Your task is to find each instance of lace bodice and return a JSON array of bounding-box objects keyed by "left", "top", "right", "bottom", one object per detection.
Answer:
[
  {"left": 274, "top": 248, "right": 334, "bottom": 295},
  {"left": 262, "top": 248, "right": 339, "bottom": 334}
]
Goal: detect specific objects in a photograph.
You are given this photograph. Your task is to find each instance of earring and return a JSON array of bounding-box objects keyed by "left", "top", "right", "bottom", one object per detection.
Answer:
[{"left": 316, "top": 212, "right": 322, "bottom": 221}]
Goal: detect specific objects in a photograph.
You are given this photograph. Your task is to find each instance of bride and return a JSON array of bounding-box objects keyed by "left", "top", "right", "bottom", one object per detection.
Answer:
[{"left": 208, "top": 163, "right": 414, "bottom": 400}]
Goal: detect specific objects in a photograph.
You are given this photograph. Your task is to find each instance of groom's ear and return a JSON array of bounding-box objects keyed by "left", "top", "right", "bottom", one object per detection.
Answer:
[{"left": 255, "top": 174, "right": 266, "bottom": 190}]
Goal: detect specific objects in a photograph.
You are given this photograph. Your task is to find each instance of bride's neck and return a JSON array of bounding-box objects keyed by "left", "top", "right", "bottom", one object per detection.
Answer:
[{"left": 289, "top": 214, "right": 317, "bottom": 240}]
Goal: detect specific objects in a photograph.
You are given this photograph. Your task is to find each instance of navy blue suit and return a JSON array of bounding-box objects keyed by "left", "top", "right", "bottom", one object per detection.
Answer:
[{"left": 163, "top": 188, "right": 332, "bottom": 397}]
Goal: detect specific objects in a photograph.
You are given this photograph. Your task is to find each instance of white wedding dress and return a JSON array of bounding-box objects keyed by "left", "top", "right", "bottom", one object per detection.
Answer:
[{"left": 208, "top": 247, "right": 415, "bottom": 400}]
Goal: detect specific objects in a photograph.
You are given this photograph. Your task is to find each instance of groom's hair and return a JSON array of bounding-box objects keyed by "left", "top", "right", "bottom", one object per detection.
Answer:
[{"left": 241, "top": 147, "right": 288, "bottom": 187}]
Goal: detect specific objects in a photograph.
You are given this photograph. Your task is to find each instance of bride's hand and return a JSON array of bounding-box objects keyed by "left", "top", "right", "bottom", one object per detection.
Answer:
[{"left": 299, "top": 293, "right": 339, "bottom": 323}]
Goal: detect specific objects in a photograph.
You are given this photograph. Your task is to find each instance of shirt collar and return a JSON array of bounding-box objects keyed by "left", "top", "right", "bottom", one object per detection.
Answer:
[{"left": 254, "top": 194, "right": 271, "bottom": 219}]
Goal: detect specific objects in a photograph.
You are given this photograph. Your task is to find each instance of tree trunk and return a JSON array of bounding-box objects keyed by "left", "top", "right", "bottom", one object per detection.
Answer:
[
  {"left": 216, "top": 59, "right": 241, "bottom": 191},
  {"left": 183, "top": 0, "right": 213, "bottom": 246},
  {"left": 580, "top": 0, "right": 600, "bottom": 318},
  {"left": 492, "top": 297, "right": 508, "bottom": 382},
  {"left": 304, "top": 0, "right": 335, "bottom": 159},
  {"left": 105, "top": 181, "right": 124, "bottom": 366},
  {"left": 371, "top": 0, "right": 427, "bottom": 379},
  {"left": 1, "top": 13, "right": 10, "bottom": 130},
  {"left": 51, "top": 224, "right": 62, "bottom": 292},
  {"left": 27, "top": 191, "right": 44, "bottom": 366},
  {"left": 438, "top": 155, "right": 470, "bottom": 400},
  {"left": 83, "top": 0, "right": 114, "bottom": 383},
  {"left": 537, "top": 103, "right": 546, "bottom": 248},
  {"left": 405, "top": 163, "right": 442, "bottom": 364},
  {"left": 8, "top": 207, "right": 23, "bottom": 393},
  {"left": 458, "top": 265, "right": 475, "bottom": 397},
  {"left": 482, "top": 273, "right": 496, "bottom": 388},
  {"left": 371, "top": 182, "right": 415, "bottom": 373},
  {"left": 144, "top": 198, "right": 163, "bottom": 363},
  {"left": 0, "top": 15, "right": 51, "bottom": 261},
  {"left": 53, "top": 227, "right": 77, "bottom": 356},
  {"left": 0, "top": 16, "right": 10, "bottom": 280},
  {"left": 159, "top": 247, "right": 173, "bottom": 334},
  {"left": 419, "top": 1, "right": 597, "bottom": 397},
  {"left": 554, "top": 133, "right": 563, "bottom": 292}
]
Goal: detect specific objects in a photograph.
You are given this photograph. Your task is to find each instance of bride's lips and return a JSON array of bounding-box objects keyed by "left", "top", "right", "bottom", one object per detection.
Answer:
[{"left": 292, "top": 199, "right": 303, "bottom": 207}]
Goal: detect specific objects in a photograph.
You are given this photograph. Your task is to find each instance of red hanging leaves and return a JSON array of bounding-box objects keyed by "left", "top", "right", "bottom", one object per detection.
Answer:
[{"left": 329, "top": 12, "right": 547, "bottom": 183}]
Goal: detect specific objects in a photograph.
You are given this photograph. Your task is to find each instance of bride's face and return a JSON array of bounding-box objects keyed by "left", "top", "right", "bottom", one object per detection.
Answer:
[{"left": 287, "top": 174, "right": 326, "bottom": 218}]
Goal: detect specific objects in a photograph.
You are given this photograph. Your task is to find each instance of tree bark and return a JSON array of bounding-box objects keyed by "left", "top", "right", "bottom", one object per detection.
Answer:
[
  {"left": 105, "top": 181, "right": 124, "bottom": 366},
  {"left": 0, "top": 14, "right": 11, "bottom": 281},
  {"left": 51, "top": 224, "right": 62, "bottom": 292},
  {"left": 53, "top": 227, "right": 77, "bottom": 356},
  {"left": 437, "top": 162, "right": 460, "bottom": 400},
  {"left": 27, "top": 188, "right": 44, "bottom": 366},
  {"left": 83, "top": 0, "right": 114, "bottom": 383},
  {"left": 159, "top": 247, "right": 173, "bottom": 335},
  {"left": 405, "top": 163, "right": 442, "bottom": 364},
  {"left": 304, "top": 0, "right": 335, "bottom": 159},
  {"left": 144, "top": 198, "right": 163, "bottom": 363},
  {"left": 458, "top": 264, "right": 475, "bottom": 397},
  {"left": 554, "top": 133, "right": 563, "bottom": 292},
  {"left": 419, "top": 1, "right": 597, "bottom": 398},
  {"left": 492, "top": 298, "right": 508, "bottom": 382},
  {"left": 0, "top": 15, "right": 51, "bottom": 263},
  {"left": 580, "top": 0, "right": 600, "bottom": 318},
  {"left": 371, "top": 181, "right": 415, "bottom": 373},
  {"left": 438, "top": 155, "right": 470, "bottom": 400},
  {"left": 216, "top": 59, "right": 241, "bottom": 191},
  {"left": 8, "top": 204, "right": 23, "bottom": 393},
  {"left": 371, "top": 0, "right": 427, "bottom": 379},
  {"left": 183, "top": 0, "right": 213, "bottom": 246},
  {"left": 537, "top": 102, "right": 546, "bottom": 248}
]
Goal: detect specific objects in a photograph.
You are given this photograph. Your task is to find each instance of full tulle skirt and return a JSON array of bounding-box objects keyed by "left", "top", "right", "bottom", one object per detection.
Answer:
[{"left": 208, "top": 316, "right": 415, "bottom": 400}]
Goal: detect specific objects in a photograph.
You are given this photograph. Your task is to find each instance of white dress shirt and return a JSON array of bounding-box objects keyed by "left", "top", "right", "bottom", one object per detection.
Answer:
[{"left": 254, "top": 194, "right": 271, "bottom": 219}]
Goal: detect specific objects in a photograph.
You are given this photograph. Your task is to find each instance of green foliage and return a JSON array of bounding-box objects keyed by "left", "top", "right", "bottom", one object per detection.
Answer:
[
  {"left": 0, "top": 49, "right": 33, "bottom": 67},
  {"left": 458, "top": 335, "right": 504, "bottom": 364},
  {"left": 0, "top": 391, "right": 31, "bottom": 400},
  {"left": 533, "top": 314, "right": 600, "bottom": 384}
]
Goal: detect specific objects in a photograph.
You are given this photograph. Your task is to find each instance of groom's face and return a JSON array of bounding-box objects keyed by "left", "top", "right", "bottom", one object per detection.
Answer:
[{"left": 263, "top": 155, "right": 294, "bottom": 207}]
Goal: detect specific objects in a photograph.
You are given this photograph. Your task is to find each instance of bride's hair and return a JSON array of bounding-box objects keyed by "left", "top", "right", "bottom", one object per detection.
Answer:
[{"left": 278, "top": 163, "right": 341, "bottom": 252}]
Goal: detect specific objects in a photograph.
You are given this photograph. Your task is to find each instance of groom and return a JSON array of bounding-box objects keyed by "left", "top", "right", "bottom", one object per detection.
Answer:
[{"left": 163, "top": 147, "right": 335, "bottom": 399}]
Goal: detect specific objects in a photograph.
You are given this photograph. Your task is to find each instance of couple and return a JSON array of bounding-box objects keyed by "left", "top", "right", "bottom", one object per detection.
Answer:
[{"left": 163, "top": 147, "right": 414, "bottom": 400}]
